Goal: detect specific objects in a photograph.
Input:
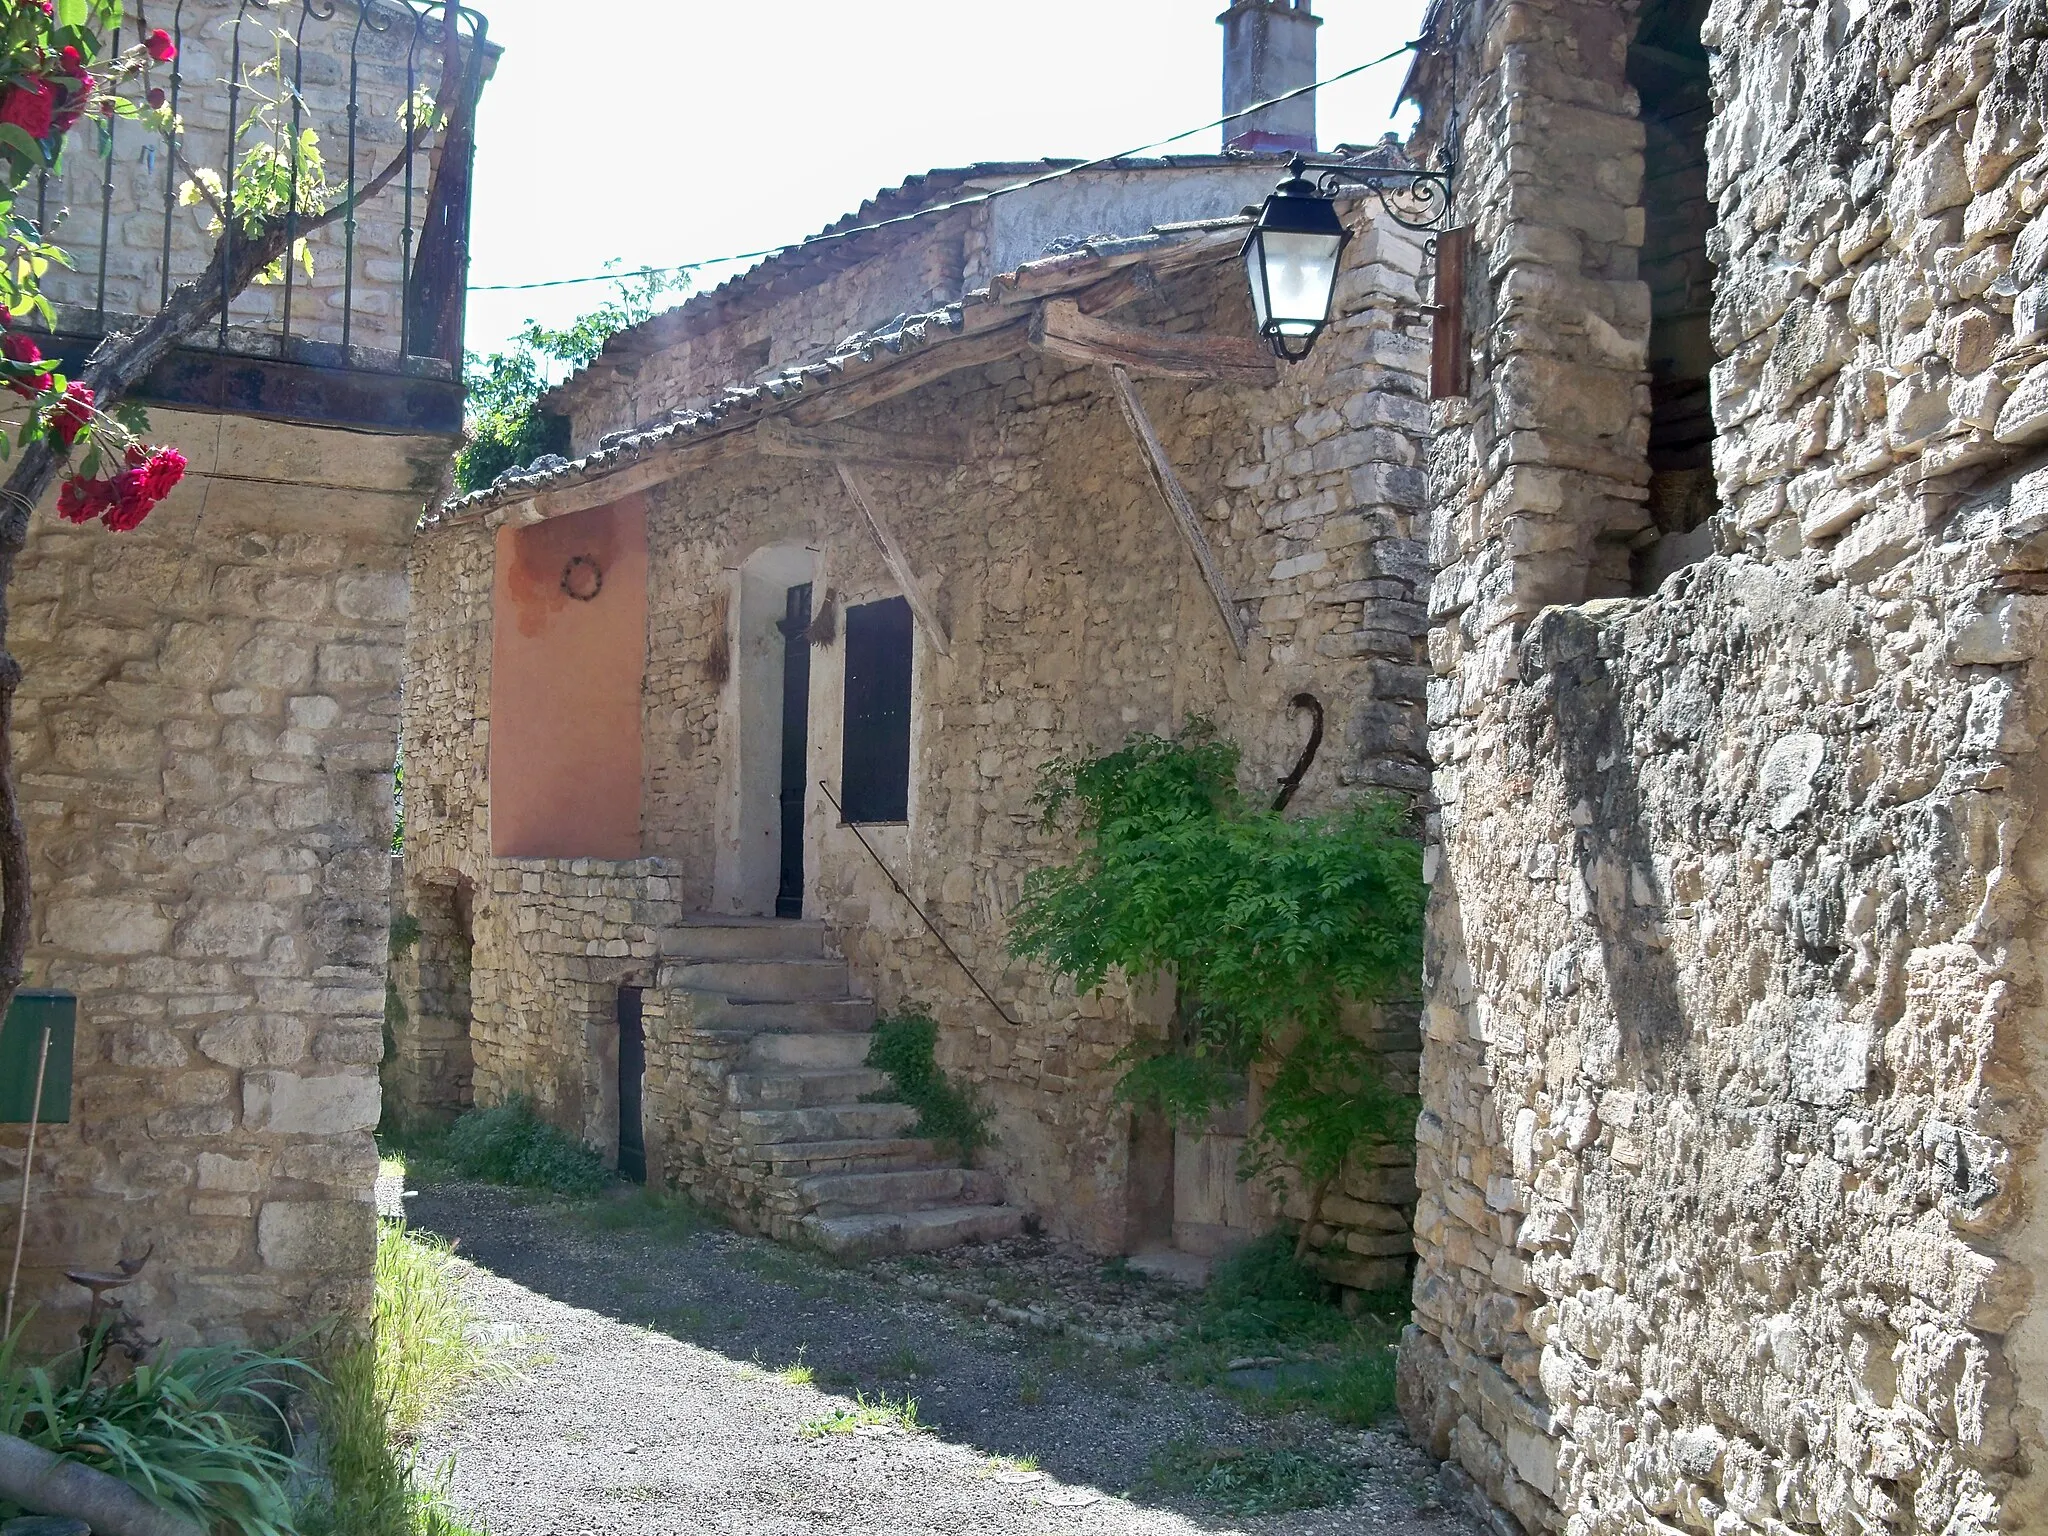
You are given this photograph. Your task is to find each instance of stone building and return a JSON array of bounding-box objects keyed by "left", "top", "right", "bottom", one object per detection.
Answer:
[
  {"left": 1394, "top": 0, "right": 2048, "bottom": 1531},
  {"left": 393, "top": 3, "right": 1442, "bottom": 1280},
  {"left": 0, "top": 0, "right": 489, "bottom": 1350}
]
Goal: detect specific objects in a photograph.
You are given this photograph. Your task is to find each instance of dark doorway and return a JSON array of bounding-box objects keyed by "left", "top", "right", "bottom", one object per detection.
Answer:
[
  {"left": 1630, "top": 0, "right": 1718, "bottom": 592},
  {"left": 775, "top": 582, "right": 813, "bottom": 918},
  {"left": 617, "top": 985, "right": 646, "bottom": 1183},
  {"left": 841, "top": 597, "right": 914, "bottom": 824}
]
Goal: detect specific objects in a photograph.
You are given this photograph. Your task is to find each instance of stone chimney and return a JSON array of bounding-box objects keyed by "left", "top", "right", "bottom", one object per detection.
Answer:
[{"left": 1219, "top": 0, "right": 1320, "bottom": 155}]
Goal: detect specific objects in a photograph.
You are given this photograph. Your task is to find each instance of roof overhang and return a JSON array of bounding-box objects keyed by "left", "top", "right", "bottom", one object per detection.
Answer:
[{"left": 432, "top": 218, "right": 1265, "bottom": 533}]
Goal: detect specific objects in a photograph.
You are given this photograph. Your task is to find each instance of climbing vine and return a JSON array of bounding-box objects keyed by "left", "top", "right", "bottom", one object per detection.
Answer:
[
  {"left": 863, "top": 1010, "right": 991, "bottom": 1163},
  {"left": 1009, "top": 720, "right": 1423, "bottom": 1254}
]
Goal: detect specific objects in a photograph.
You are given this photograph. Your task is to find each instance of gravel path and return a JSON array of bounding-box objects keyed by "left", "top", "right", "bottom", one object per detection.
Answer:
[{"left": 403, "top": 1177, "right": 1483, "bottom": 1536}]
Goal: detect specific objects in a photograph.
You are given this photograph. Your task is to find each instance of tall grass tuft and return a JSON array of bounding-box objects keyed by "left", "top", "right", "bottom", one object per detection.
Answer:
[
  {"left": 376, "top": 1221, "right": 500, "bottom": 1436},
  {"left": 298, "top": 1220, "right": 503, "bottom": 1536}
]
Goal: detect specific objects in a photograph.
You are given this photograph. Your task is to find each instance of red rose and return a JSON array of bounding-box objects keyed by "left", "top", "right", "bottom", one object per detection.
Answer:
[
  {"left": 51, "top": 72, "right": 92, "bottom": 135},
  {"left": 0, "top": 79, "right": 57, "bottom": 141},
  {"left": 101, "top": 468, "right": 154, "bottom": 532},
  {"left": 58, "top": 48, "right": 83, "bottom": 76},
  {"left": 55, "top": 475, "right": 101, "bottom": 524},
  {"left": 2, "top": 332, "right": 52, "bottom": 398},
  {"left": 147, "top": 87, "right": 165, "bottom": 110},
  {"left": 142, "top": 447, "right": 186, "bottom": 501},
  {"left": 46, "top": 382, "right": 92, "bottom": 446},
  {"left": 145, "top": 31, "right": 177, "bottom": 63}
]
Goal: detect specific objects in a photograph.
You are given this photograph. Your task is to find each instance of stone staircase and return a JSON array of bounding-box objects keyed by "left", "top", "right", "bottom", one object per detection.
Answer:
[{"left": 658, "top": 915, "right": 1021, "bottom": 1257}]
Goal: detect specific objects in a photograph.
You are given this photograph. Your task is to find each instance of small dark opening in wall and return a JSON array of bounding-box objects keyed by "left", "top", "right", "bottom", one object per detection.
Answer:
[{"left": 1630, "top": 0, "right": 1719, "bottom": 594}]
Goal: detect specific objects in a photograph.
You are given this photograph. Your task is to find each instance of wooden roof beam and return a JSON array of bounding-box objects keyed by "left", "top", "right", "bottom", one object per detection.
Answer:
[{"left": 1032, "top": 299, "right": 1276, "bottom": 386}]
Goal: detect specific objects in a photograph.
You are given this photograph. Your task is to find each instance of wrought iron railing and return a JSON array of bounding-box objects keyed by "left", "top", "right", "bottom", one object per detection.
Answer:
[{"left": 36, "top": 0, "right": 490, "bottom": 378}]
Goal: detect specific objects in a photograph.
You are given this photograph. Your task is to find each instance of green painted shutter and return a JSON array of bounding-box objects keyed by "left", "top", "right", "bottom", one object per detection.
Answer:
[{"left": 1, "top": 991, "right": 75, "bottom": 1124}]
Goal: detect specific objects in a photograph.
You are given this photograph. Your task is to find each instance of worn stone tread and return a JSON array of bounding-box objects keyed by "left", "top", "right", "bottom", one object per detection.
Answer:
[
  {"left": 758, "top": 1135, "right": 945, "bottom": 1174},
  {"left": 725, "top": 1066, "right": 895, "bottom": 1108},
  {"left": 744, "top": 1030, "right": 873, "bottom": 1070},
  {"left": 800, "top": 1203, "right": 1026, "bottom": 1257},
  {"left": 738, "top": 1101, "right": 923, "bottom": 1145},
  {"left": 696, "top": 998, "right": 878, "bottom": 1033},
  {"left": 797, "top": 1166, "right": 1005, "bottom": 1216},
  {"left": 662, "top": 916, "right": 829, "bottom": 962},
  {"left": 662, "top": 957, "right": 852, "bottom": 1001}
]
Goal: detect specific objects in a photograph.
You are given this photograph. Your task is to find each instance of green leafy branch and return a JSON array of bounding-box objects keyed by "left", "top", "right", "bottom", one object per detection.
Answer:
[{"left": 1010, "top": 719, "right": 1424, "bottom": 1258}]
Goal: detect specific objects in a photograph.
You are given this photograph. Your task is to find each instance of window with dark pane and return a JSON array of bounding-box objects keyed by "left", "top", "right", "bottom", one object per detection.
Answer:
[{"left": 841, "top": 597, "right": 913, "bottom": 823}]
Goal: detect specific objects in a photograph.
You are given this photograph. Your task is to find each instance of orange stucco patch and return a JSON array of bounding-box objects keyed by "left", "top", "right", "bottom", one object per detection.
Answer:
[{"left": 489, "top": 497, "right": 647, "bottom": 858}]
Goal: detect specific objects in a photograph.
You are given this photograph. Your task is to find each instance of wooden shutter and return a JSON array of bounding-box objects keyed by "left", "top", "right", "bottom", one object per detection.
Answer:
[{"left": 841, "top": 597, "right": 914, "bottom": 823}]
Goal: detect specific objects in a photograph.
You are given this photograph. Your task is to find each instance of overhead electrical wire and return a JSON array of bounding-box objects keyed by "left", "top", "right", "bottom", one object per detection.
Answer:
[{"left": 464, "top": 38, "right": 1426, "bottom": 295}]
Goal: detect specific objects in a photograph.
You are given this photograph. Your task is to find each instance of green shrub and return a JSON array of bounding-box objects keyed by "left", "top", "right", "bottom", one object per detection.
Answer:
[
  {"left": 864, "top": 1011, "right": 990, "bottom": 1161},
  {"left": 439, "top": 1096, "right": 610, "bottom": 1196},
  {"left": 0, "top": 1320, "right": 304, "bottom": 1536},
  {"left": 1009, "top": 720, "right": 1422, "bottom": 1244}
]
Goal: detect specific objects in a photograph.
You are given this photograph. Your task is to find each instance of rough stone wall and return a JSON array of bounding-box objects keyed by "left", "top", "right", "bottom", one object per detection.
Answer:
[
  {"left": 402, "top": 216, "right": 1439, "bottom": 1283},
  {"left": 0, "top": 409, "right": 439, "bottom": 1350},
  {"left": 1401, "top": 0, "right": 2048, "bottom": 1530},
  {"left": 560, "top": 210, "right": 983, "bottom": 451},
  {"left": 39, "top": 0, "right": 465, "bottom": 354}
]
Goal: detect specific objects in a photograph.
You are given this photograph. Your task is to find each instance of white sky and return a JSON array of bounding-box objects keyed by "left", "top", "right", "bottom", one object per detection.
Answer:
[{"left": 460, "top": 0, "right": 1429, "bottom": 360}]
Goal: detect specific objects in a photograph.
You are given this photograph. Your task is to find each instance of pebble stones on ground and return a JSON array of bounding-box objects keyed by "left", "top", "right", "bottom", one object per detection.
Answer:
[{"left": 404, "top": 1178, "right": 1482, "bottom": 1536}]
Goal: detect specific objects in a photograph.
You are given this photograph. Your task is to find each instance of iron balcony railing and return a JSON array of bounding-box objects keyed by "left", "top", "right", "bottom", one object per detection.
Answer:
[{"left": 36, "top": 0, "right": 491, "bottom": 390}]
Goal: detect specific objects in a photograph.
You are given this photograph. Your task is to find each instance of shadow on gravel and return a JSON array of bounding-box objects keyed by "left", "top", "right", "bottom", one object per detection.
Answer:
[{"left": 402, "top": 1175, "right": 1424, "bottom": 1530}]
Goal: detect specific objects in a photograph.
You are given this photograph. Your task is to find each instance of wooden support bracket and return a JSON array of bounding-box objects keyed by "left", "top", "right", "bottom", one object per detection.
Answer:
[
  {"left": 833, "top": 460, "right": 952, "bottom": 657},
  {"left": 759, "top": 416, "right": 968, "bottom": 467},
  {"left": 1104, "top": 364, "right": 1248, "bottom": 659},
  {"left": 1033, "top": 298, "right": 1278, "bottom": 386}
]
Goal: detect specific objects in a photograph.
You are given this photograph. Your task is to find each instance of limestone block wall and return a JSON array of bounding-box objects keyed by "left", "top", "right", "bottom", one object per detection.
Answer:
[
  {"left": 403, "top": 218, "right": 1440, "bottom": 1284},
  {"left": 0, "top": 409, "right": 438, "bottom": 1350},
  {"left": 1401, "top": 0, "right": 2048, "bottom": 1530},
  {"left": 39, "top": 0, "right": 470, "bottom": 355},
  {"left": 559, "top": 208, "right": 983, "bottom": 448}
]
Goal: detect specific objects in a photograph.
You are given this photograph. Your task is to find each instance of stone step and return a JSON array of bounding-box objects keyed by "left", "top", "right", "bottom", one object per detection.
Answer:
[
  {"left": 758, "top": 1136, "right": 944, "bottom": 1177},
  {"left": 736, "top": 1102, "right": 920, "bottom": 1145},
  {"left": 726, "top": 1067, "right": 894, "bottom": 1108},
  {"left": 662, "top": 958, "right": 850, "bottom": 1002},
  {"left": 662, "top": 916, "right": 829, "bottom": 962},
  {"left": 797, "top": 1166, "right": 1005, "bottom": 1217},
  {"left": 746, "top": 1031, "right": 873, "bottom": 1070},
  {"left": 697, "top": 998, "right": 876, "bottom": 1033},
  {"left": 799, "top": 1204, "right": 1025, "bottom": 1258}
]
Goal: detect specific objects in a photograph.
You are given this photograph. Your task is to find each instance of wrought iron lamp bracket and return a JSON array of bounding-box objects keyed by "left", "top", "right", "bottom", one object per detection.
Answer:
[{"left": 1308, "top": 160, "right": 1457, "bottom": 236}]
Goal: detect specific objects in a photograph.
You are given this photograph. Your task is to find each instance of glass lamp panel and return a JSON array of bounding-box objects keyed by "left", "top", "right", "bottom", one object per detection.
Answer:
[
  {"left": 1245, "top": 243, "right": 1272, "bottom": 330},
  {"left": 1260, "top": 230, "right": 1344, "bottom": 336}
]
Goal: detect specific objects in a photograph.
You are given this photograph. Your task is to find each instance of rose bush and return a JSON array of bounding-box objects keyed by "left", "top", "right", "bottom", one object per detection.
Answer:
[{"left": 0, "top": 0, "right": 184, "bottom": 531}]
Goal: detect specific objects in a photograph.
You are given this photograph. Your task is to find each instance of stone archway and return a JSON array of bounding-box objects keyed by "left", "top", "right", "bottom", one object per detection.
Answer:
[{"left": 388, "top": 871, "right": 476, "bottom": 1123}]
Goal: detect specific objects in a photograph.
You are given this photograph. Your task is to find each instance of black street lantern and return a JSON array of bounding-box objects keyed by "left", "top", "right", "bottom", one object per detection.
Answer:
[
  {"left": 1242, "top": 157, "right": 1351, "bottom": 361},
  {"left": 1244, "top": 146, "right": 1459, "bottom": 364}
]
